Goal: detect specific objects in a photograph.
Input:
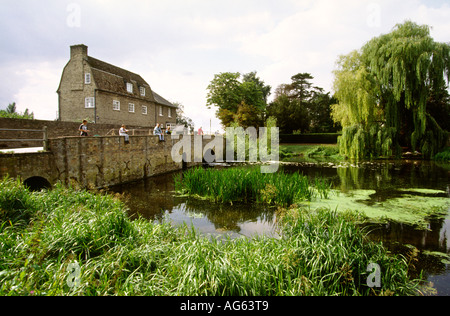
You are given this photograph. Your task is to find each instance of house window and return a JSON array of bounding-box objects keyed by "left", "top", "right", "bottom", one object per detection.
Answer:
[
  {"left": 128, "top": 103, "right": 135, "bottom": 113},
  {"left": 140, "top": 86, "right": 146, "bottom": 96},
  {"left": 159, "top": 106, "right": 163, "bottom": 116},
  {"left": 168, "top": 108, "right": 172, "bottom": 118},
  {"left": 85, "top": 97, "right": 95, "bottom": 108},
  {"left": 127, "top": 83, "right": 133, "bottom": 93},
  {"left": 113, "top": 100, "right": 121, "bottom": 111},
  {"left": 85, "top": 73, "right": 91, "bottom": 84},
  {"left": 142, "top": 105, "right": 148, "bottom": 115}
]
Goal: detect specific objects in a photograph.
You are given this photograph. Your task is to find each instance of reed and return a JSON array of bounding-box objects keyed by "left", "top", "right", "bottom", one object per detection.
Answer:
[
  {"left": 175, "top": 167, "right": 329, "bottom": 207},
  {"left": 0, "top": 177, "right": 421, "bottom": 296}
]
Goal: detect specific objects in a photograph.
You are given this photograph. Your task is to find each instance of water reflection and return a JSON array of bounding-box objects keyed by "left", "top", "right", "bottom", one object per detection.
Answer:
[{"left": 110, "top": 172, "right": 278, "bottom": 238}]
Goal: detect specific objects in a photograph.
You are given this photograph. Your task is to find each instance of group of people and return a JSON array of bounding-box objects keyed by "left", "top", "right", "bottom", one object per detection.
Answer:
[{"left": 78, "top": 120, "right": 171, "bottom": 144}]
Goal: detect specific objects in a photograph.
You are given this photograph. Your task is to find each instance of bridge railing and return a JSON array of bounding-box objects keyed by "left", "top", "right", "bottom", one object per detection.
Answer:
[{"left": 0, "top": 126, "right": 49, "bottom": 151}]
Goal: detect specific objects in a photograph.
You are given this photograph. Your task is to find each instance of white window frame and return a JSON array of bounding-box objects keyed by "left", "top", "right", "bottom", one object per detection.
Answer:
[
  {"left": 168, "top": 108, "right": 172, "bottom": 118},
  {"left": 127, "top": 82, "right": 133, "bottom": 93},
  {"left": 85, "top": 97, "right": 95, "bottom": 109},
  {"left": 128, "top": 103, "right": 135, "bottom": 113},
  {"left": 159, "top": 106, "right": 163, "bottom": 117},
  {"left": 85, "top": 73, "right": 91, "bottom": 84},
  {"left": 140, "top": 86, "right": 146, "bottom": 96},
  {"left": 113, "top": 100, "right": 121, "bottom": 111},
  {"left": 142, "top": 105, "right": 148, "bottom": 115}
]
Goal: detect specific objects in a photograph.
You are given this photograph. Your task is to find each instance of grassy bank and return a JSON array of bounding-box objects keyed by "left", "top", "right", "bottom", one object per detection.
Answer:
[
  {"left": 174, "top": 167, "right": 331, "bottom": 207},
  {"left": 0, "top": 177, "right": 421, "bottom": 296},
  {"left": 280, "top": 144, "right": 343, "bottom": 161}
]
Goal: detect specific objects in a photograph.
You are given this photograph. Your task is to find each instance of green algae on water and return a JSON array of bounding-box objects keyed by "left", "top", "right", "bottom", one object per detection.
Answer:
[{"left": 306, "top": 188, "right": 449, "bottom": 229}]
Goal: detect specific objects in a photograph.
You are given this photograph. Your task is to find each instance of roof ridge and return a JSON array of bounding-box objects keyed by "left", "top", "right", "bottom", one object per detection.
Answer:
[{"left": 87, "top": 56, "right": 148, "bottom": 85}]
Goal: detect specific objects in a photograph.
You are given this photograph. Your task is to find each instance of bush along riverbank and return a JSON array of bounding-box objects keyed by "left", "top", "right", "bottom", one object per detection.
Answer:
[{"left": 0, "top": 177, "right": 421, "bottom": 296}]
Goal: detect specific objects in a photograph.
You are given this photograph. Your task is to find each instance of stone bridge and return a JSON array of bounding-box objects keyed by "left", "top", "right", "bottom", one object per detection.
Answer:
[{"left": 0, "top": 135, "right": 207, "bottom": 191}]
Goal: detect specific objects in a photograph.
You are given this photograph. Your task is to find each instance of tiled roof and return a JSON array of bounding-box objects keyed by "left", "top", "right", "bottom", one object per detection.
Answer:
[
  {"left": 153, "top": 91, "right": 177, "bottom": 108},
  {"left": 88, "top": 56, "right": 155, "bottom": 102}
]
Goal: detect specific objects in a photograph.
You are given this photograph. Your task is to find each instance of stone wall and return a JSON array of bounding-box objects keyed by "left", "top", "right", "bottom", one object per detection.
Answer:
[
  {"left": 0, "top": 151, "right": 57, "bottom": 186},
  {"left": 49, "top": 135, "right": 187, "bottom": 189},
  {"left": 0, "top": 134, "right": 203, "bottom": 190}
]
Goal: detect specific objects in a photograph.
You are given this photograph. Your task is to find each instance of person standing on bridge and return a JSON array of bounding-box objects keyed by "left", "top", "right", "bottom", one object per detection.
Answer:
[{"left": 79, "top": 120, "right": 89, "bottom": 137}]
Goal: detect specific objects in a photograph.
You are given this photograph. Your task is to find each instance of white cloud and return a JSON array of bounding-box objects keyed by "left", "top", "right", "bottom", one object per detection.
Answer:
[{"left": 12, "top": 61, "right": 65, "bottom": 120}]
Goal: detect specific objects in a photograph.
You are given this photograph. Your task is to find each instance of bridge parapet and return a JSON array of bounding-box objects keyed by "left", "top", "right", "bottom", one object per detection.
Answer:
[{"left": 1, "top": 135, "right": 205, "bottom": 190}]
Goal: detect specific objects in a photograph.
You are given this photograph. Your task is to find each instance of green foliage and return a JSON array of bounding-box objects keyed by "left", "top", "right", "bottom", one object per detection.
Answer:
[
  {"left": 338, "top": 125, "right": 401, "bottom": 160},
  {"left": 267, "top": 94, "right": 310, "bottom": 134},
  {"left": 269, "top": 73, "right": 339, "bottom": 134},
  {"left": 332, "top": 21, "right": 450, "bottom": 160},
  {"left": 0, "top": 178, "right": 420, "bottom": 296},
  {"left": 306, "top": 146, "right": 340, "bottom": 159},
  {"left": 174, "top": 167, "right": 330, "bottom": 207},
  {"left": 206, "top": 72, "right": 271, "bottom": 128},
  {"left": 0, "top": 177, "right": 39, "bottom": 224},
  {"left": 235, "top": 102, "right": 263, "bottom": 129},
  {"left": 0, "top": 103, "right": 34, "bottom": 120},
  {"left": 434, "top": 147, "right": 450, "bottom": 162}
]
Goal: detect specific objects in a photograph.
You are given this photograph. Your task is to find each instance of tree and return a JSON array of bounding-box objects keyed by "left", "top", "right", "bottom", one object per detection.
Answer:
[
  {"left": 242, "top": 72, "right": 272, "bottom": 104},
  {"left": 309, "top": 91, "right": 340, "bottom": 133},
  {"left": 206, "top": 72, "right": 242, "bottom": 114},
  {"left": 6, "top": 102, "right": 16, "bottom": 114},
  {"left": 267, "top": 94, "right": 309, "bottom": 134},
  {"left": 235, "top": 102, "right": 263, "bottom": 129},
  {"left": 174, "top": 102, "right": 194, "bottom": 131},
  {"left": 0, "top": 102, "right": 34, "bottom": 120},
  {"left": 332, "top": 21, "right": 450, "bottom": 159},
  {"left": 290, "top": 73, "right": 315, "bottom": 105},
  {"left": 206, "top": 72, "right": 270, "bottom": 128},
  {"left": 268, "top": 73, "right": 338, "bottom": 134}
]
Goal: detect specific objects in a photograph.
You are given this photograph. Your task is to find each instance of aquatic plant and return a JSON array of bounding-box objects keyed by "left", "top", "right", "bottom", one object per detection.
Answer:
[
  {"left": 0, "top": 178, "right": 420, "bottom": 296},
  {"left": 174, "top": 167, "right": 329, "bottom": 207}
]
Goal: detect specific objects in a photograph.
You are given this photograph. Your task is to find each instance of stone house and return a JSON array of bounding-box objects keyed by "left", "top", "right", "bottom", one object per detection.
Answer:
[{"left": 57, "top": 44, "right": 177, "bottom": 129}]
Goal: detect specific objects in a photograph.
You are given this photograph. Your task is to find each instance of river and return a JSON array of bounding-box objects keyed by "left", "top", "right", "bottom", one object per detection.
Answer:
[{"left": 110, "top": 159, "right": 450, "bottom": 296}]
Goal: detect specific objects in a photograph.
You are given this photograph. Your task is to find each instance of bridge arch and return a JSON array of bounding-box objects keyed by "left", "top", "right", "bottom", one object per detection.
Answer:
[{"left": 24, "top": 176, "right": 52, "bottom": 192}]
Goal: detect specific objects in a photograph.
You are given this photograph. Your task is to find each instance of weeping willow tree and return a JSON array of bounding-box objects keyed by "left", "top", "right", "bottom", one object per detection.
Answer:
[{"left": 332, "top": 21, "right": 450, "bottom": 160}]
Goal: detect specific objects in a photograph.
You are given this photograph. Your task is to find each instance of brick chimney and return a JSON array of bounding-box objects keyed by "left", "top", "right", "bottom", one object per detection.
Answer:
[{"left": 70, "top": 44, "right": 88, "bottom": 60}]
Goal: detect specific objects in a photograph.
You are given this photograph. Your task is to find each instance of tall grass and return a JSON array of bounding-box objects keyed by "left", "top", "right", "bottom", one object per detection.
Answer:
[
  {"left": 0, "top": 177, "right": 421, "bottom": 296},
  {"left": 175, "top": 167, "right": 330, "bottom": 207}
]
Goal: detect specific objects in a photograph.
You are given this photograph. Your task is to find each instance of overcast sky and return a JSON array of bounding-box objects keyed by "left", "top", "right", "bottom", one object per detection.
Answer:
[{"left": 1, "top": 0, "right": 449, "bottom": 132}]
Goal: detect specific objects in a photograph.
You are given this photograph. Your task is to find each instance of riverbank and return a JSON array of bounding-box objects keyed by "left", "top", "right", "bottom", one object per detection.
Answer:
[
  {"left": 0, "top": 177, "right": 421, "bottom": 296},
  {"left": 280, "top": 144, "right": 342, "bottom": 161}
]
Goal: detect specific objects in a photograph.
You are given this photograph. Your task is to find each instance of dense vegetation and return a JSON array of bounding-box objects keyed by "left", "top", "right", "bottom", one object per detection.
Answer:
[
  {"left": 332, "top": 21, "right": 450, "bottom": 160},
  {"left": 206, "top": 72, "right": 339, "bottom": 134},
  {"left": 267, "top": 73, "right": 340, "bottom": 134},
  {"left": 434, "top": 147, "right": 450, "bottom": 162},
  {"left": 0, "top": 177, "right": 421, "bottom": 296},
  {"left": 174, "top": 167, "right": 331, "bottom": 207}
]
